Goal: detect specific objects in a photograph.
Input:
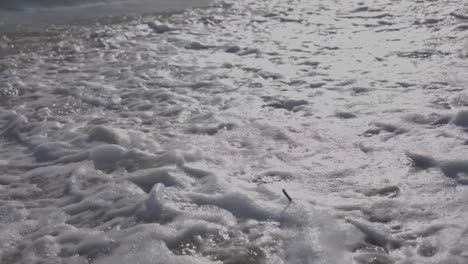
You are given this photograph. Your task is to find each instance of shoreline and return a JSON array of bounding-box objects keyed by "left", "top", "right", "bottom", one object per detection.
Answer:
[
  {"left": 0, "top": 1, "right": 213, "bottom": 58},
  {"left": 0, "top": 0, "right": 213, "bottom": 26}
]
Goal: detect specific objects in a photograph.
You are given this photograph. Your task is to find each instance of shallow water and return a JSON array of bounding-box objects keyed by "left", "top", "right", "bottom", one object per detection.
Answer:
[
  {"left": 1, "top": 0, "right": 468, "bottom": 263},
  {"left": 0, "top": 0, "right": 213, "bottom": 25}
]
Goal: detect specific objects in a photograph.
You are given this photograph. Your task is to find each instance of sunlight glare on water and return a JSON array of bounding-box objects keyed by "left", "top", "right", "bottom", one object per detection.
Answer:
[{"left": 1, "top": 0, "right": 468, "bottom": 263}]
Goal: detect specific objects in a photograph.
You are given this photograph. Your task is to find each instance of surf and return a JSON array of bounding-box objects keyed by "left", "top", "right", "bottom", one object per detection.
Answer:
[{"left": 0, "top": 0, "right": 213, "bottom": 24}]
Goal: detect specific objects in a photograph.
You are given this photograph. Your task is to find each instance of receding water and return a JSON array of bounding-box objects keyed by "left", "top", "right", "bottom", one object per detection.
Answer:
[
  {"left": 1, "top": 0, "right": 468, "bottom": 263},
  {"left": 0, "top": 0, "right": 213, "bottom": 24}
]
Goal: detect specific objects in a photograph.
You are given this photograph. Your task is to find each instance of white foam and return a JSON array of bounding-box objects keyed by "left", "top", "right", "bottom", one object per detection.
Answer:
[
  {"left": 189, "top": 192, "right": 276, "bottom": 221},
  {"left": 1, "top": 0, "right": 468, "bottom": 263},
  {"left": 0, "top": 0, "right": 213, "bottom": 24}
]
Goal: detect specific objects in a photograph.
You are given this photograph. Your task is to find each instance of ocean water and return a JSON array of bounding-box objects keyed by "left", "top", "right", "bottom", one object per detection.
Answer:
[
  {"left": 0, "top": 0, "right": 212, "bottom": 24},
  {"left": 1, "top": 0, "right": 468, "bottom": 263}
]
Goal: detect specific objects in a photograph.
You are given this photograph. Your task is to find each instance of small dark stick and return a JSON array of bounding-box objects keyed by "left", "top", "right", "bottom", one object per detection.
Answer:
[{"left": 282, "top": 189, "right": 292, "bottom": 202}]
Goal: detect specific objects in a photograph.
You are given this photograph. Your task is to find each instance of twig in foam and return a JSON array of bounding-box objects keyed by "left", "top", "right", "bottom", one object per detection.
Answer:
[{"left": 282, "top": 189, "right": 292, "bottom": 202}]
